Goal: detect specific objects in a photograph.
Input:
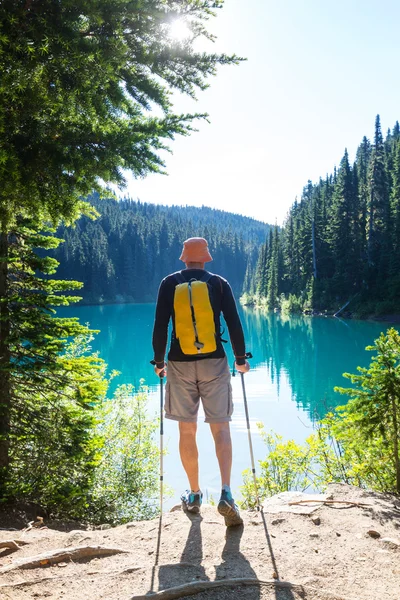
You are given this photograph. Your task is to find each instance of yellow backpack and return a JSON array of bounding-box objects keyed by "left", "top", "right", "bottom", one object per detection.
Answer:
[{"left": 173, "top": 272, "right": 216, "bottom": 355}]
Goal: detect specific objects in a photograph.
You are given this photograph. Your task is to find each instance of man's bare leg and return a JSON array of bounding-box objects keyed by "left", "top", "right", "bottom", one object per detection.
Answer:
[
  {"left": 210, "top": 422, "right": 242, "bottom": 526},
  {"left": 179, "top": 421, "right": 200, "bottom": 491},
  {"left": 210, "top": 422, "right": 232, "bottom": 487}
]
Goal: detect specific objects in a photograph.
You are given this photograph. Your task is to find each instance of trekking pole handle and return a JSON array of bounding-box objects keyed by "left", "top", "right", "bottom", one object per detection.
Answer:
[
  {"left": 232, "top": 352, "right": 252, "bottom": 376},
  {"left": 150, "top": 359, "right": 166, "bottom": 378}
]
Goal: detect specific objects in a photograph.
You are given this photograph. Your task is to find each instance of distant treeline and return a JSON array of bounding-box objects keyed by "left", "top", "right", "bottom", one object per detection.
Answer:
[
  {"left": 52, "top": 196, "right": 270, "bottom": 304},
  {"left": 246, "top": 116, "right": 400, "bottom": 317}
]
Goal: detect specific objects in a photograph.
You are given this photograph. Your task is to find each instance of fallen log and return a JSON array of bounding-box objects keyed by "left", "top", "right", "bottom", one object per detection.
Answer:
[
  {"left": 131, "top": 579, "right": 303, "bottom": 600},
  {"left": 130, "top": 578, "right": 353, "bottom": 600},
  {"left": 288, "top": 500, "right": 370, "bottom": 507},
  {"left": 0, "top": 545, "right": 129, "bottom": 574},
  {"left": 0, "top": 540, "right": 29, "bottom": 552}
]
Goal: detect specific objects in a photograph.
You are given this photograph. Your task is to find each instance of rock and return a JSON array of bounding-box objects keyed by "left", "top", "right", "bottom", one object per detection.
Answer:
[
  {"left": 302, "top": 577, "right": 321, "bottom": 585},
  {"left": 66, "top": 531, "right": 90, "bottom": 545},
  {"left": 271, "top": 518, "right": 285, "bottom": 525},
  {"left": 336, "top": 532, "right": 341, "bottom": 537},
  {"left": 380, "top": 537, "right": 400, "bottom": 549},
  {"left": 97, "top": 524, "right": 112, "bottom": 530},
  {"left": 170, "top": 504, "right": 182, "bottom": 512},
  {"left": 309, "top": 533, "right": 319, "bottom": 538},
  {"left": 367, "top": 529, "right": 381, "bottom": 539},
  {"left": 126, "top": 523, "right": 136, "bottom": 529},
  {"left": 67, "top": 530, "right": 86, "bottom": 536},
  {"left": 312, "top": 517, "right": 321, "bottom": 526},
  {"left": 262, "top": 491, "right": 328, "bottom": 515}
]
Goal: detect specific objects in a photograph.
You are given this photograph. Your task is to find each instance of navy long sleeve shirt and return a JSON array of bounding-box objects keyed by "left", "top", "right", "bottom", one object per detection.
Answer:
[{"left": 152, "top": 269, "right": 246, "bottom": 365}]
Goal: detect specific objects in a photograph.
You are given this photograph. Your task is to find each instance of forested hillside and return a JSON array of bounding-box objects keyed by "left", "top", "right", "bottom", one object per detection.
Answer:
[
  {"left": 247, "top": 116, "right": 400, "bottom": 316},
  {"left": 53, "top": 196, "right": 270, "bottom": 304}
]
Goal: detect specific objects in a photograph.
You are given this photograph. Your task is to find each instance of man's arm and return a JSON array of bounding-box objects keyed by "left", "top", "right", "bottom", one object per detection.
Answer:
[
  {"left": 220, "top": 279, "right": 248, "bottom": 367},
  {"left": 152, "top": 278, "right": 171, "bottom": 370}
]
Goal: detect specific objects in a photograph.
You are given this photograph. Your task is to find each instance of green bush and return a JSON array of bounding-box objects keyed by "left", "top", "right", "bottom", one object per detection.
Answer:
[
  {"left": 7, "top": 333, "right": 108, "bottom": 518},
  {"left": 241, "top": 328, "right": 400, "bottom": 506},
  {"left": 89, "top": 383, "right": 161, "bottom": 524}
]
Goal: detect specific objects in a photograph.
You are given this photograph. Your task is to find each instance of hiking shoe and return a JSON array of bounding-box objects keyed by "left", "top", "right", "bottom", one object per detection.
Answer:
[
  {"left": 217, "top": 489, "right": 243, "bottom": 527},
  {"left": 181, "top": 490, "right": 203, "bottom": 513}
]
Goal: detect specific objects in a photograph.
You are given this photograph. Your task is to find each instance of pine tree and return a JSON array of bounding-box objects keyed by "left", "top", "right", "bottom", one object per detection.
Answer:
[
  {"left": 281, "top": 209, "right": 295, "bottom": 295},
  {"left": 0, "top": 1, "right": 243, "bottom": 474},
  {"left": 266, "top": 226, "right": 280, "bottom": 309},
  {"left": 389, "top": 140, "right": 400, "bottom": 287},
  {"left": 327, "top": 149, "right": 354, "bottom": 296},
  {"left": 351, "top": 163, "right": 364, "bottom": 289},
  {"left": 335, "top": 329, "right": 400, "bottom": 493},
  {"left": 368, "top": 115, "right": 390, "bottom": 282},
  {"left": 0, "top": 218, "right": 107, "bottom": 498}
]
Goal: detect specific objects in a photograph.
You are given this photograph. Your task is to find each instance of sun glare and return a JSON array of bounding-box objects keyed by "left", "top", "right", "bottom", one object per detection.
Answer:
[{"left": 168, "top": 20, "right": 191, "bottom": 42}]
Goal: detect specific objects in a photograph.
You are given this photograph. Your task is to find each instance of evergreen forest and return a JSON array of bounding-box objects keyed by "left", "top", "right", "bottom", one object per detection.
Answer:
[
  {"left": 246, "top": 116, "right": 400, "bottom": 317},
  {"left": 52, "top": 195, "right": 270, "bottom": 304}
]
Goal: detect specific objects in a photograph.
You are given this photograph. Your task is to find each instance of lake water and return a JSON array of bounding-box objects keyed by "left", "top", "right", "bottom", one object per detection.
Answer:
[{"left": 59, "top": 303, "right": 397, "bottom": 508}]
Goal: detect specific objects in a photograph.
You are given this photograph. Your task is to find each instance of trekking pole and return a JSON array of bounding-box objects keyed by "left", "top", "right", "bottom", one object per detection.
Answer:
[
  {"left": 239, "top": 352, "right": 261, "bottom": 511},
  {"left": 151, "top": 361, "right": 165, "bottom": 515},
  {"left": 159, "top": 372, "right": 164, "bottom": 516}
]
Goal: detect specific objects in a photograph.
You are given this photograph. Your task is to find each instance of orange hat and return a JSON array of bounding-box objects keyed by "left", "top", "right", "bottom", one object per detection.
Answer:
[{"left": 179, "top": 237, "right": 213, "bottom": 263}]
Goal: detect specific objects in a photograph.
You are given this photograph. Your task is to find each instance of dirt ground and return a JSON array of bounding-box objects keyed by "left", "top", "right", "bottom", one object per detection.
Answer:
[{"left": 0, "top": 483, "right": 399, "bottom": 600}]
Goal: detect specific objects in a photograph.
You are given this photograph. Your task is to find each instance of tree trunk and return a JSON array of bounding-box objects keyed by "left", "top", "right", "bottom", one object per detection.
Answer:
[
  {"left": 0, "top": 229, "right": 11, "bottom": 490},
  {"left": 390, "top": 393, "right": 400, "bottom": 494}
]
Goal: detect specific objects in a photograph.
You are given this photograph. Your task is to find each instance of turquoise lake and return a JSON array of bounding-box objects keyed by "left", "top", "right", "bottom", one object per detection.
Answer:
[{"left": 60, "top": 303, "right": 397, "bottom": 508}]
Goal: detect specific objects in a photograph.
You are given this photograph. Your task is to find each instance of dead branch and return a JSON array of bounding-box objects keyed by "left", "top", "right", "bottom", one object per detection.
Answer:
[
  {"left": 131, "top": 578, "right": 355, "bottom": 600},
  {"left": 0, "top": 565, "right": 142, "bottom": 590},
  {"left": 130, "top": 578, "right": 305, "bottom": 600},
  {"left": 288, "top": 499, "right": 371, "bottom": 507},
  {"left": 0, "top": 576, "right": 61, "bottom": 590},
  {"left": 22, "top": 516, "right": 45, "bottom": 532},
  {"left": 0, "top": 545, "right": 129, "bottom": 574},
  {"left": 0, "top": 540, "right": 29, "bottom": 552}
]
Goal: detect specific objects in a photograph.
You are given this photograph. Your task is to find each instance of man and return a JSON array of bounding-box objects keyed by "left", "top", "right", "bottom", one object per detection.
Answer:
[{"left": 152, "top": 237, "right": 250, "bottom": 527}]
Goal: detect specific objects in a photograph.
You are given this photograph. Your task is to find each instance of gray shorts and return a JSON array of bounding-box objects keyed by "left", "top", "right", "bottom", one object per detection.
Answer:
[{"left": 165, "top": 357, "right": 233, "bottom": 423}]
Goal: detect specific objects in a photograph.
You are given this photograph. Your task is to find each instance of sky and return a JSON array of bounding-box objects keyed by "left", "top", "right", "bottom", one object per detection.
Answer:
[{"left": 124, "top": 0, "right": 400, "bottom": 225}]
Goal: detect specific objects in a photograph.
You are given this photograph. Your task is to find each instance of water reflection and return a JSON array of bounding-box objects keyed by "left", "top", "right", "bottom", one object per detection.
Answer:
[
  {"left": 59, "top": 303, "right": 397, "bottom": 419},
  {"left": 239, "top": 308, "right": 395, "bottom": 418}
]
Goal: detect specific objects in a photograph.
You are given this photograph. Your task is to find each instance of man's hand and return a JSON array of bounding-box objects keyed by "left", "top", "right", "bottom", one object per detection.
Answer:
[
  {"left": 154, "top": 362, "right": 166, "bottom": 378},
  {"left": 235, "top": 360, "right": 250, "bottom": 373}
]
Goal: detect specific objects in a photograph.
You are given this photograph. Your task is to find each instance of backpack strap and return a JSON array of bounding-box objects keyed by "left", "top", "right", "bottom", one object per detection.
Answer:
[
  {"left": 203, "top": 271, "right": 223, "bottom": 294},
  {"left": 174, "top": 271, "right": 186, "bottom": 284},
  {"left": 200, "top": 271, "right": 213, "bottom": 284}
]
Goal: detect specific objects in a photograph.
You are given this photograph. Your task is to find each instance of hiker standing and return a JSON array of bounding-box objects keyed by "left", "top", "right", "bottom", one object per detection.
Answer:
[{"left": 152, "top": 237, "right": 250, "bottom": 526}]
